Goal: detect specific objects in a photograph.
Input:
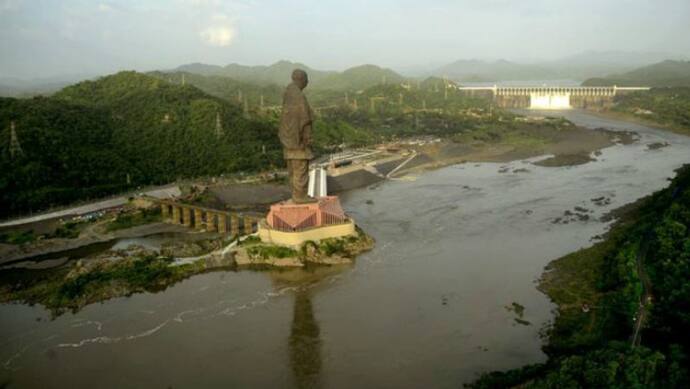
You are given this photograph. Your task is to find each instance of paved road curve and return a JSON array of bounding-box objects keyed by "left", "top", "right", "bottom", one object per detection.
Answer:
[{"left": 0, "top": 185, "right": 181, "bottom": 228}]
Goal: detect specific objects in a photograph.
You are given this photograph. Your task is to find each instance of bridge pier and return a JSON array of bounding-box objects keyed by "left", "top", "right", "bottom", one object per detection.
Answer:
[
  {"left": 171, "top": 206, "right": 181, "bottom": 224},
  {"left": 231, "top": 215, "right": 239, "bottom": 237},
  {"left": 244, "top": 217, "right": 254, "bottom": 235},
  {"left": 194, "top": 209, "right": 204, "bottom": 230},
  {"left": 182, "top": 207, "right": 191, "bottom": 227},
  {"left": 206, "top": 212, "right": 217, "bottom": 233},
  {"left": 218, "top": 214, "right": 227, "bottom": 234}
]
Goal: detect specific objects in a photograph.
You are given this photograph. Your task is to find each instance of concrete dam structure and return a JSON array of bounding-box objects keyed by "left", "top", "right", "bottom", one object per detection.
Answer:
[{"left": 458, "top": 85, "right": 650, "bottom": 110}]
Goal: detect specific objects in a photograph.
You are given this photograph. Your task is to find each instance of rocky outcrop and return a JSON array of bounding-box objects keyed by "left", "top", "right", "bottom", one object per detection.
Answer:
[{"left": 233, "top": 229, "right": 374, "bottom": 268}]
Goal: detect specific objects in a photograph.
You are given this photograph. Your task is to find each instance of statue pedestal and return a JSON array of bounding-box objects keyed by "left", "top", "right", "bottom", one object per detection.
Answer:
[{"left": 258, "top": 196, "right": 356, "bottom": 247}]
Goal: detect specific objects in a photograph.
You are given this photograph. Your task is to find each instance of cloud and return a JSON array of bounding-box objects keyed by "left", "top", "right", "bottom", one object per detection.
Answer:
[
  {"left": 185, "top": 0, "right": 220, "bottom": 7},
  {"left": 199, "top": 25, "right": 235, "bottom": 46},
  {"left": 0, "top": 0, "right": 23, "bottom": 13}
]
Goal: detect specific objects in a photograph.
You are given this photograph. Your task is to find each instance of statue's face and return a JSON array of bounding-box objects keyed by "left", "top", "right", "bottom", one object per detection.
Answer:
[
  {"left": 297, "top": 74, "right": 309, "bottom": 90},
  {"left": 292, "top": 70, "right": 309, "bottom": 90}
]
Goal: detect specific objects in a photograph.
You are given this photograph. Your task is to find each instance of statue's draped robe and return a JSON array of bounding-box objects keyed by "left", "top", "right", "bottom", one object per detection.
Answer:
[{"left": 279, "top": 82, "right": 313, "bottom": 202}]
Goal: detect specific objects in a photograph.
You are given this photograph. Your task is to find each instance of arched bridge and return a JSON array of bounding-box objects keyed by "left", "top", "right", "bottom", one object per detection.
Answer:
[{"left": 157, "top": 200, "right": 261, "bottom": 237}]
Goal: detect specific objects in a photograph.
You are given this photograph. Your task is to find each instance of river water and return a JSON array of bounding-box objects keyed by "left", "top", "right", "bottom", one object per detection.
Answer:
[{"left": 1, "top": 111, "right": 689, "bottom": 388}]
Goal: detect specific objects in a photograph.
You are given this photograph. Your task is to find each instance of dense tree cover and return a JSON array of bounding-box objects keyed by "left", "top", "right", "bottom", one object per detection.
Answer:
[
  {"left": 612, "top": 87, "right": 690, "bottom": 134},
  {"left": 148, "top": 71, "right": 284, "bottom": 108},
  {"left": 0, "top": 96, "right": 130, "bottom": 217},
  {"left": 470, "top": 166, "right": 690, "bottom": 388},
  {"left": 0, "top": 71, "right": 283, "bottom": 218},
  {"left": 56, "top": 71, "right": 284, "bottom": 180}
]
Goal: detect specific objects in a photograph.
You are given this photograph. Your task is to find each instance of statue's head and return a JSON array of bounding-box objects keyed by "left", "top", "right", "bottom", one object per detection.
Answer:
[{"left": 291, "top": 69, "right": 309, "bottom": 90}]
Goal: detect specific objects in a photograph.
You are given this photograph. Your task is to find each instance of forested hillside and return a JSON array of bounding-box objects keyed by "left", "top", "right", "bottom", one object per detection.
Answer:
[
  {"left": 148, "top": 71, "right": 284, "bottom": 108},
  {"left": 471, "top": 165, "right": 690, "bottom": 388},
  {"left": 0, "top": 72, "right": 283, "bottom": 218},
  {"left": 612, "top": 87, "right": 690, "bottom": 134}
]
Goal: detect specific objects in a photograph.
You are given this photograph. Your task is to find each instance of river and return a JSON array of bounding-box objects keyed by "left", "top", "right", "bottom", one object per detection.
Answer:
[{"left": 1, "top": 111, "right": 689, "bottom": 388}]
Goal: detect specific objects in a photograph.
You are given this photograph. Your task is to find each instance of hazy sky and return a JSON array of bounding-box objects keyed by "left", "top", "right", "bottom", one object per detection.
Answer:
[{"left": 1, "top": 0, "right": 689, "bottom": 79}]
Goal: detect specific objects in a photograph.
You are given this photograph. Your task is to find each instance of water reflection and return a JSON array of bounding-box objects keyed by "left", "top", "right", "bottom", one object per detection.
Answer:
[
  {"left": 269, "top": 265, "right": 349, "bottom": 389},
  {"left": 289, "top": 288, "right": 321, "bottom": 388}
]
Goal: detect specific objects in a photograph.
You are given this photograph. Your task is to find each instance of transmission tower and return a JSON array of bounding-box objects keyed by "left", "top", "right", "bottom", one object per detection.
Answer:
[{"left": 9, "top": 121, "right": 24, "bottom": 159}]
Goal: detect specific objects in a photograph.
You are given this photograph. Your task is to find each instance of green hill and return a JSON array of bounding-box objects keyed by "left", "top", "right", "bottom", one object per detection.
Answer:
[
  {"left": 174, "top": 61, "right": 406, "bottom": 92},
  {"left": 582, "top": 60, "right": 690, "bottom": 87},
  {"left": 311, "top": 64, "right": 406, "bottom": 91},
  {"left": 176, "top": 60, "right": 334, "bottom": 87},
  {"left": 0, "top": 71, "right": 282, "bottom": 217}
]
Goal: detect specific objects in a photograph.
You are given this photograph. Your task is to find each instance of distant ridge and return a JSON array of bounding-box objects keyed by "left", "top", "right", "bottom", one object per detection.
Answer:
[
  {"left": 431, "top": 51, "right": 685, "bottom": 82},
  {"left": 582, "top": 60, "right": 690, "bottom": 87},
  {"left": 175, "top": 60, "right": 334, "bottom": 87},
  {"left": 173, "top": 61, "right": 406, "bottom": 91},
  {"left": 432, "top": 59, "right": 557, "bottom": 82}
]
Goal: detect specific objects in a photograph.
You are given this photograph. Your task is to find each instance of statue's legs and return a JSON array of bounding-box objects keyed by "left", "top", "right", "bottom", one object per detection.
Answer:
[{"left": 287, "top": 159, "right": 312, "bottom": 203}]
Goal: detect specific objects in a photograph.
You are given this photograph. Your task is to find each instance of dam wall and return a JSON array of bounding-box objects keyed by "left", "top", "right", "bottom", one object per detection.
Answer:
[{"left": 459, "top": 86, "right": 648, "bottom": 110}]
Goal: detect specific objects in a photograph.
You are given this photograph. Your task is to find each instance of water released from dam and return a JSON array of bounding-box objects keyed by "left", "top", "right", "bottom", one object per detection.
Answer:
[{"left": 2, "top": 111, "right": 690, "bottom": 388}]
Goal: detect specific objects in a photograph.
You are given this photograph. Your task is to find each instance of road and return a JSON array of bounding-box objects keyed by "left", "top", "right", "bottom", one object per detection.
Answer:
[{"left": 0, "top": 185, "right": 181, "bottom": 228}]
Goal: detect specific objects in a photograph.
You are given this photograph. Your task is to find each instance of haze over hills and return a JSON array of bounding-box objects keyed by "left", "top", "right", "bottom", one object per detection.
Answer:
[
  {"left": 430, "top": 51, "right": 685, "bottom": 83},
  {"left": 542, "top": 50, "right": 684, "bottom": 80},
  {"left": 1, "top": 50, "right": 686, "bottom": 98},
  {"left": 0, "top": 74, "right": 99, "bottom": 98},
  {"left": 582, "top": 60, "right": 690, "bottom": 87},
  {"left": 432, "top": 59, "right": 556, "bottom": 82},
  {"left": 175, "top": 60, "right": 335, "bottom": 87},
  {"left": 174, "top": 61, "right": 406, "bottom": 91}
]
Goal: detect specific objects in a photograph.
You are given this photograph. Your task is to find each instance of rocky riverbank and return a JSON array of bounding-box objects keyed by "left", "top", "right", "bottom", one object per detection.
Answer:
[
  {"left": 234, "top": 228, "right": 374, "bottom": 268},
  {"left": 0, "top": 226, "right": 374, "bottom": 316}
]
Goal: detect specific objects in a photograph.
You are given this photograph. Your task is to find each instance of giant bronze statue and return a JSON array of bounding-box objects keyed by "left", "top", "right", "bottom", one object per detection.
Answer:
[{"left": 279, "top": 69, "right": 316, "bottom": 203}]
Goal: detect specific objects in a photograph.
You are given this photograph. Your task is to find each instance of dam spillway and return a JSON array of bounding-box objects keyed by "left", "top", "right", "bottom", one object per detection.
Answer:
[{"left": 457, "top": 85, "right": 650, "bottom": 110}]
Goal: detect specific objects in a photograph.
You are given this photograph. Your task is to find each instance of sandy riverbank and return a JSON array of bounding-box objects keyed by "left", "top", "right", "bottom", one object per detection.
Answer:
[
  {"left": 391, "top": 125, "right": 634, "bottom": 176},
  {"left": 587, "top": 109, "right": 690, "bottom": 137}
]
